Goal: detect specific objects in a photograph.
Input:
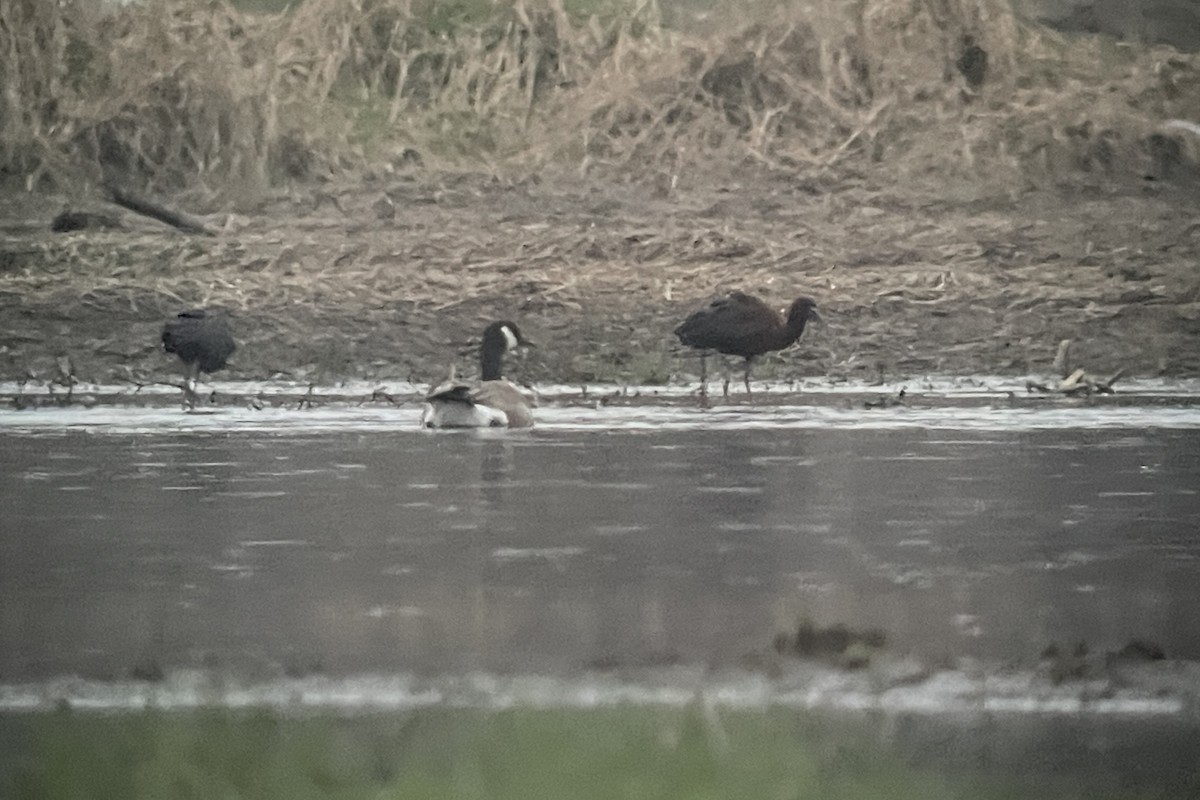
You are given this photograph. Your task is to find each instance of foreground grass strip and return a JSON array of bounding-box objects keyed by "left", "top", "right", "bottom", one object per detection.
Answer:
[{"left": 0, "top": 706, "right": 1180, "bottom": 800}]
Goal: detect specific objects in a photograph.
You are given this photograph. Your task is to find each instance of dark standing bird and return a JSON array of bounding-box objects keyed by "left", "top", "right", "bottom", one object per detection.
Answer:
[
  {"left": 674, "top": 292, "right": 819, "bottom": 398},
  {"left": 161, "top": 307, "right": 236, "bottom": 408},
  {"left": 956, "top": 35, "right": 988, "bottom": 92},
  {"left": 421, "top": 321, "right": 535, "bottom": 428}
]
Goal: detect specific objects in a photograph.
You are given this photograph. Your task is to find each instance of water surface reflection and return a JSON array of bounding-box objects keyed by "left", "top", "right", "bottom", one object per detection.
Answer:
[{"left": 2, "top": 406, "right": 1199, "bottom": 681}]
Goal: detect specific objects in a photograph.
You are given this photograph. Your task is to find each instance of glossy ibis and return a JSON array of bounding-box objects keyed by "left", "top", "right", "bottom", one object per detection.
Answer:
[
  {"left": 161, "top": 307, "right": 236, "bottom": 408},
  {"left": 674, "top": 292, "right": 819, "bottom": 397}
]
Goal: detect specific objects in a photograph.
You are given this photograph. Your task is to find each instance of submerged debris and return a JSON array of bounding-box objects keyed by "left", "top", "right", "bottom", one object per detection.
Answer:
[
  {"left": 1109, "top": 638, "right": 1167, "bottom": 664},
  {"left": 1040, "top": 641, "right": 1091, "bottom": 684},
  {"left": 105, "top": 183, "right": 215, "bottom": 237},
  {"left": 864, "top": 388, "right": 906, "bottom": 409},
  {"left": 1041, "top": 638, "right": 1170, "bottom": 685},
  {"left": 1026, "top": 339, "right": 1124, "bottom": 396},
  {"left": 774, "top": 619, "right": 887, "bottom": 670}
]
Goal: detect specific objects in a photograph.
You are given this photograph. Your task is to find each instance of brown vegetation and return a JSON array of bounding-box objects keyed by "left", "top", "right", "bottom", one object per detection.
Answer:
[
  {"left": 4, "top": 0, "right": 1200, "bottom": 198},
  {"left": 2, "top": 1, "right": 1200, "bottom": 387}
]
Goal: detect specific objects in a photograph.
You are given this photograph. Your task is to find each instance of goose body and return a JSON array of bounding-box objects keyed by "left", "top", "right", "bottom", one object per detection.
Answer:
[
  {"left": 422, "top": 321, "right": 534, "bottom": 429},
  {"left": 420, "top": 382, "right": 531, "bottom": 428},
  {"left": 674, "top": 292, "right": 819, "bottom": 396}
]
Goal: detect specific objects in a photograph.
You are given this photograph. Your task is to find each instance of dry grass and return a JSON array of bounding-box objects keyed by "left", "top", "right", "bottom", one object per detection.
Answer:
[
  {"left": 545, "top": 0, "right": 1200, "bottom": 186},
  {"left": 2, "top": 0, "right": 1200, "bottom": 204}
]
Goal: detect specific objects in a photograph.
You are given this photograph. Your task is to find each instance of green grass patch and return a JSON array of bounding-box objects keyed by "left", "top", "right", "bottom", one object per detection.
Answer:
[{"left": 0, "top": 706, "right": 1180, "bottom": 800}]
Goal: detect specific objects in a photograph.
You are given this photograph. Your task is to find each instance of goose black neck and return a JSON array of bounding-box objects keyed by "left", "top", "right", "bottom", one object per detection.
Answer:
[{"left": 480, "top": 340, "right": 505, "bottom": 381}]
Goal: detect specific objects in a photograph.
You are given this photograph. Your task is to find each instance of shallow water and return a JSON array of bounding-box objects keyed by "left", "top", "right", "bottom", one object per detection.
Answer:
[
  {"left": 3, "top": 381, "right": 1200, "bottom": 683},
  {"left": 4, "top": 382, "right": 1200, "bottom": 788}
]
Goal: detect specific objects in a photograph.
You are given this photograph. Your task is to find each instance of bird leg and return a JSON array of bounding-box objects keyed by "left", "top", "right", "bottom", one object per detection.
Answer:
[
  {"left": 699, "top": 352, "right": 708, "bottom": 399},
  {"left": 182, "top": 363, "right": 200, "bottom": 410},
  {"left": 743, "top": 357, "right": 754, "bottom": 396}
]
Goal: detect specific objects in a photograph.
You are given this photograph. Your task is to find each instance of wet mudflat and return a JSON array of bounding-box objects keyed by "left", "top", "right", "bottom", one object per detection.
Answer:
[{"left": 2, "top": 381, "right": 1200, "bottom": 796}]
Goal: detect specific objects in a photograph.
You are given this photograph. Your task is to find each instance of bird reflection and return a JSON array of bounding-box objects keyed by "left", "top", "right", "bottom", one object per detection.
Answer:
[{"left": 478, "top": 437, "right": 514, "bottom": 513}]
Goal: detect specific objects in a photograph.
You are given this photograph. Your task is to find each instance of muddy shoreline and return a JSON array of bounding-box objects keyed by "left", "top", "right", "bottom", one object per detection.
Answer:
[{"left": 2, "top": 171, "right": 1199, "bottom": 390}]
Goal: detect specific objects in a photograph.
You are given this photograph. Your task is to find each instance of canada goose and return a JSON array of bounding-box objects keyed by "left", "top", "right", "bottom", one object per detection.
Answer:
[
  {"left": 421, "top": 321, "right": 535, "bottom": 428},
  {"left": 674, "top": 292, "right": 819, "bottom": 397},
  {"left": 161, "top": 307, "right": 236, "bottom": 407}
]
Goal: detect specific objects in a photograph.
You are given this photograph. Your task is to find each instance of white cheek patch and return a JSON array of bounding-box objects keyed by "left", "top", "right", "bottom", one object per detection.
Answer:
[{"left": 501, "top": 325, "right": 519, "bottom": 351}]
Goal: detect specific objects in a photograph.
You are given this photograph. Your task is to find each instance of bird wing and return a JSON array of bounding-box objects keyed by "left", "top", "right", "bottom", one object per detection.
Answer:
[
  {"left": 161, "top": 321, "right": 182, "bottom": 353},
  {"left": 674, "top": 292, "right": 776, "bottom": 351},
  {"left": 161, "top": 309, "right": 236, "bottom": 367},
  {"left": 161, "top": 313, "right": 204, "bottom": 354},
  {"left": 426, "top": 380, "right": 475, "bottom": 403}
]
